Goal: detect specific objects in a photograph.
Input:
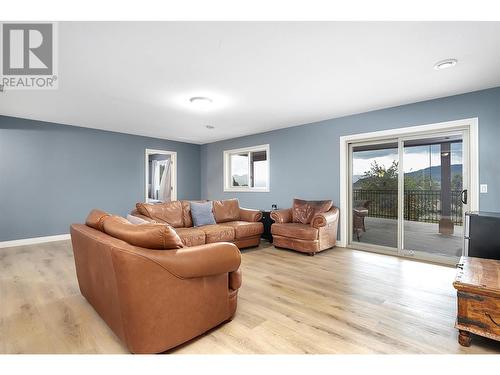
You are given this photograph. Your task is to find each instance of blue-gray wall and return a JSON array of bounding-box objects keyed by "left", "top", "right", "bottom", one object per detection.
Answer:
[
  {"left": 201, "top": 87, "right": 500, "bottom": 212},
  {"left": 0, "top": 116, "right": 201, "bottom": 241},
  {"left": 2, "top": 87, "right": 500, "bottom": 242}
]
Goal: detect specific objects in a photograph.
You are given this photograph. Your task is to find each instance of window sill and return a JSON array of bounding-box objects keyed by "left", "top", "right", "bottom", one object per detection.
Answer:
[{"left": 224, "top": 187, "right": 270, "bottom": 193}]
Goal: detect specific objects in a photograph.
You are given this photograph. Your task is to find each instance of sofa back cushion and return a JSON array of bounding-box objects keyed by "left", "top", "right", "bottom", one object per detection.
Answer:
[
  {"left": 190, "top": 201, "right": 217, "bottom": 227},
  {"left": 292, "top": 199, "right": 333, "bottom": 224},
  {"left": 86, "top": 209, "right": 111, "bottom": 231},
  {"left": 135, "top": 201, "right": 183, "bottom": 228},
  {"left": 102, "top": 215, "right": 184, "bottom": 250},
  {"left": 213, "top": 199, "right": 240, "bottom": 223},
  {"left": 181, "top": 200, "right": 193, "bottom": 227}
]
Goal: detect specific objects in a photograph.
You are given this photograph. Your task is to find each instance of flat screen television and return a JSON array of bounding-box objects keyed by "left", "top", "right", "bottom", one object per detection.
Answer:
[{"left": 465, "top": 211, "right": 500, "bottom": 260}]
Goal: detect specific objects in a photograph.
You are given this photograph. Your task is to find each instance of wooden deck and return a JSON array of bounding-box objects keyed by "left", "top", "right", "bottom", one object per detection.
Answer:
[
  {"left": 354, "top": 217, "right": 463, "bottom": 258},
  {"left": 1, "top": 239, "right": 498, "bottom": 354}
]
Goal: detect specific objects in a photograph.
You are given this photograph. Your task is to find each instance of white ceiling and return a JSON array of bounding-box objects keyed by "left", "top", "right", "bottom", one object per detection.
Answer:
[{"left": 1, "top": 22, "right": 500, "bottom": 144}]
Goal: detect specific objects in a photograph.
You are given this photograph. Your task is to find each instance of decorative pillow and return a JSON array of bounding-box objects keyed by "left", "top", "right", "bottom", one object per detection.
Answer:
[
  {"left": 103, "top": 215, "right": 184, "bottom": 250},
  {"left": 190, "top": 201, "right": 216, "bottom": 227},
  {"left": 292, "top": 199, "right": 333, "bottom": 224},
  {"left": 126, "top": 214, "right": 149, "bottom": 225},
  {"left": 181, "top": 200, "right": 207, "bottom": 227}
]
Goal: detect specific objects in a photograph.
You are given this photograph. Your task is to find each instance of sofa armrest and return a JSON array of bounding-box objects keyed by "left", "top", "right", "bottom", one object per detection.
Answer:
[
  {"left": 239, "top": 207, "right": 262, "bottom": 222},
  {"left": 114, "top": 242, "right": 241, "bottom": 279},
  {"left": 311, "top": 207, "right": 339, "bottom": 228},
  {"left": 229, "top": 269, "right": 242, "bottom": 290},
  {"left": 270, "top": 208, "right": 292, "bottom": 223}
]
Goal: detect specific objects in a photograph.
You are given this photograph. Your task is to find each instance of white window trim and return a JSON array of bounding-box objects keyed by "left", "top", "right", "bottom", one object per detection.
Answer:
[
  {"left": 223, "top": 144, "right": 270, "bottom": 192},
  {"left": 338, "top": 117, "right": 479, "bottom": 248}
]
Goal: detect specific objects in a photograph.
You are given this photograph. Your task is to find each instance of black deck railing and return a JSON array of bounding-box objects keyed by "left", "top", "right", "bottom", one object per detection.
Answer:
[{"left": 353, "top": 189, "right": 463, "bottom": 225}]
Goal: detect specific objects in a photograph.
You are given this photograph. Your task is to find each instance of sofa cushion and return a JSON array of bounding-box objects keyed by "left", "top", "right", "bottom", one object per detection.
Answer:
[
  {"left": 292, "top": 199, "right": 333, "bottom": 224},
  {"left": 213, "top": 199, "right": 240, "bottom": 223},
  {"left": 190, "top": 201, "right": 217, "bottom": 227},
  {"left": 102, "top": 216, "right": 184, "bottom": 250},
  {"left": 136, "top": 201, "right": 183, "bottom": 228},
  {"left": 271, "top": 223, "right": 318, "bottom": 241},
  {"left": 86, "top": 209, "right": 111, "bottom": 231},
  {"left": 223, "top": 221, "right": 264, "bottom": 239},
  {"left": 175, "top": 227, "right": 206, "bottom": 247},
  {"left": 199, "top": 224, "right": 235, "bottom": 243}
]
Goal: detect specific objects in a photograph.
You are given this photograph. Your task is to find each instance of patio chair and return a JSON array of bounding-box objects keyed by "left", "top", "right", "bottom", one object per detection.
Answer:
[{"left": 353, "top": 200, "right": 370, "bottom": 241}]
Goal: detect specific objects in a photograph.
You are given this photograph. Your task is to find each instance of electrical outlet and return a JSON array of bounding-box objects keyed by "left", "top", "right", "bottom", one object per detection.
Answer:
[{"left": 480, "top": 184, "right": 488, "bottom": 193}]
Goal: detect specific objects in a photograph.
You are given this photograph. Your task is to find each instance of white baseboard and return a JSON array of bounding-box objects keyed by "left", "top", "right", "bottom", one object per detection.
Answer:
[{"left": 0, "top": 234, "right": 70, "bottom": 249}]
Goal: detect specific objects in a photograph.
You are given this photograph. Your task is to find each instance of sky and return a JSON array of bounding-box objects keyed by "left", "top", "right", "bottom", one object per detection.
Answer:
[
  {"left": 231, "top": 154, "right": 268, "bottom": 187},
  {"left": 352, "top": 142, "right": 463, "bottom": 176}
]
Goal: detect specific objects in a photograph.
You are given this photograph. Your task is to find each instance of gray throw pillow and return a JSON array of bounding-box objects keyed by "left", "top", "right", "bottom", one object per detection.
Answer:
[{"left": 190, "top": 201, "right": 216, "bottom": 227}]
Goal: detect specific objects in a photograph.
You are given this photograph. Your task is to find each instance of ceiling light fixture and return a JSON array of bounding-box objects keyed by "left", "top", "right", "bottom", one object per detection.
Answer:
[
  {"left": 206, "top": 125, "right": 215, "bottom": 129},
  {"left": 434, "top": 58, "right": 458, "bottom": 70},
  {"left": 189, "top": 96, "right": 213, "bottom": 108}
]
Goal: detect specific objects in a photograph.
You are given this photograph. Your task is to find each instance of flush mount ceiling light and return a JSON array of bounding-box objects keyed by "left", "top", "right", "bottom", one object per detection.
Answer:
[
  {"left": 173, "top": 92, "right": 229, "bottom": 112},
  {"left": 189, "top": 96, "right": 213, "bottom": 109},
  {"left": 434, "top": 58, "right": 458, "bottom": 70},
  {"left": 206, "top": 125, "right": 215, "bottom": 129}
]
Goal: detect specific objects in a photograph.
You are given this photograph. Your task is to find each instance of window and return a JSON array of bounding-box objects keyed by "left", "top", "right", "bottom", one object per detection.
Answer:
[{"left": 224, "top": 144, "right": 270, "bottom": 192}]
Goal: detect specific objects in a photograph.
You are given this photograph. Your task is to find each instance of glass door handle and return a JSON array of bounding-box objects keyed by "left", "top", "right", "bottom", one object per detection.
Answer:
[{"left": 461, "top": 189, "right": 468, "bottom": 205}]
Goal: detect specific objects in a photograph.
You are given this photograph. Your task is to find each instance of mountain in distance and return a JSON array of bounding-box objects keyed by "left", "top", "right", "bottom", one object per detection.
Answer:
[
  {"left": 353, "top": 164, "right": 462, "bottom": 188},
  {"left": 405, "top": 164, "right": 462, "bottom": 182},
  {"left": 352, "top": 174, "right": 363, "bottom": 184},
  {"left": 232, "top": 174, "right": 249, "bottom": 186}
]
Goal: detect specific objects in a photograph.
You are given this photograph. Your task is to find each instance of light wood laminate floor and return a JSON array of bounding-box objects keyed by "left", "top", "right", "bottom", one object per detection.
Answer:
[{"left": 0, "top": 240, "right": 499, "bottom": 354}]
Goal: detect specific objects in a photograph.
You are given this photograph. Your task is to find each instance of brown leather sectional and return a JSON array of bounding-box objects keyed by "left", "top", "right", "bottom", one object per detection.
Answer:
[
  {"left": 69, "top": 198, "right": 336, "bottom": 352},
  {"left": 131, "top": 199, "right": 264, "bottom": 249},
  {"left": 271, "top": 198, "right": 339, "bottom": 255},
  {"left": 70, "top": 209, "right": 242, "bottom": 353}
]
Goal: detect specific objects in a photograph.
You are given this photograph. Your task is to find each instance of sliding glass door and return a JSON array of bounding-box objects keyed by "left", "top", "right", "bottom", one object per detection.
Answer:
[
  {"left": 348, "top": 131, "right": 469, "bottom": 265},
  {"left": 402, "top": 134, "right": 466, "bottom": 261},
  {"left": 350, "top": 141, "right": 399, "bottom": 253}
]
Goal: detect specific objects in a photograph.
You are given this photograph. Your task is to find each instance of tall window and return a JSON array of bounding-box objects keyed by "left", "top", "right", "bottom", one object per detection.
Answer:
[{"left": 224, "top": 144, "right": 270, "bottom": 192}]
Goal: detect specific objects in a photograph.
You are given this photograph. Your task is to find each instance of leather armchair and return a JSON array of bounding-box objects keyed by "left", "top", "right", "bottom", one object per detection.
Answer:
[
  {"left": 270, "top": 200, "right": 339, "bottom": 255},
  {"left": 71, "top": 216, "right": 242, "bottom": 354}
]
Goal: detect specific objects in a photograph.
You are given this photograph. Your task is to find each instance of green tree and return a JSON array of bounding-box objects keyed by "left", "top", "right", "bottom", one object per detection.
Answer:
[
  {"left": 404, "top": 174, "right": 440, "bottom": 191},
  {"left": 359, "top": 160, "right": 443, "bottom": 191},
  {"left": 359, "top": 160, "right": 398, "bottom": 190}
]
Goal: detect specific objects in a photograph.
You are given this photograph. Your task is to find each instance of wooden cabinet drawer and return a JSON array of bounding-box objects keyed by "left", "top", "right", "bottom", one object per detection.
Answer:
[{"left": 457, "top": 291, "right": 500, "bottom": 336}]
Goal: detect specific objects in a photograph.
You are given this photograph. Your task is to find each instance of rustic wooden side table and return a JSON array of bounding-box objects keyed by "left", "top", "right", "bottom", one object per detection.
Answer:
[{"left": 453, "top": 256, "right": 500, "bottom": 346}]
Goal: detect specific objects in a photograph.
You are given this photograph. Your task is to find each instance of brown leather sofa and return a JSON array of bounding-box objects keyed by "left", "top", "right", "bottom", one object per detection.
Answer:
[
  {"left": 131, "top": 199, "right": 264, "bottom": 249},
  {"left": 70, "top": 209, "right": 242, "bottom": 354},
  {"left": 270, "top": 198, "right": 339, "bottom": 255}
]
